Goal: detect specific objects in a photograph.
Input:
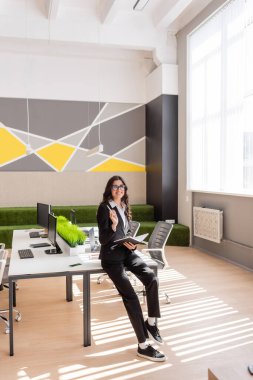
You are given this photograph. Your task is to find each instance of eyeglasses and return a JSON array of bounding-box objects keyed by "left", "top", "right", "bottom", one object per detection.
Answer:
[{"left": 111, "top": 185, "right": 126, "bottom": 191}]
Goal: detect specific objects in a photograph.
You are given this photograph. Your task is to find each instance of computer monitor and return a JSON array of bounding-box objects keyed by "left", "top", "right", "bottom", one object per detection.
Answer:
[
  {"left": 45, "top": 213, "right": 62, "bottom": 254},
  {"left": 29, "top": 203, "right": 51, "bottom": 238},
  {"left": 37, "top": 203, "right": 51, "bottom": 230},
  {"left": 70, "top": 209, "right": 76, "bottom": 225}
]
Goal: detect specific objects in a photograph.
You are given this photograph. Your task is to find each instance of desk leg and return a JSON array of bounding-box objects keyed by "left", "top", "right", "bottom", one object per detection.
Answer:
[
  {"left": 154, "top": 267, "right": 158, "bottom": 325},
  {"left": 83, "top": 273, "right": 91, "bottom": 347},
  {"left": 13, "top": 282, "right": 16, "bottom": 308},
  {"left": 66, "top": 275, "right": 73, "bottom": 302},
  {"left": 9, "top": 279, "right": 14, "bottom": 356}
]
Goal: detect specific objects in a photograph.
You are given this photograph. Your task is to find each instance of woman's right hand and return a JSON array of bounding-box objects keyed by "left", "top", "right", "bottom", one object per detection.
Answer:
[{"left": 109, "top": 209, "right": 118, "bottom": 230}]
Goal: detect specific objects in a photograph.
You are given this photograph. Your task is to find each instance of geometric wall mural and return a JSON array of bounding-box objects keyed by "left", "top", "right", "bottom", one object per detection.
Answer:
[{"left": 0, "top": 98, "right": 145, "bottom": 172}]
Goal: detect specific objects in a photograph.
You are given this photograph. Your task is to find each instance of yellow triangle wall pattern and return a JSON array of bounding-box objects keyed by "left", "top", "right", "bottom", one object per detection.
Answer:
[
  {"left": 37, "top": 143, "right": 75, "bottom": 171},
  {"left": 0, "top": 128, "right": 26, "bottom": 165},
  {"left": 90, "top": 158, "right": 145, "bottom": 172}
]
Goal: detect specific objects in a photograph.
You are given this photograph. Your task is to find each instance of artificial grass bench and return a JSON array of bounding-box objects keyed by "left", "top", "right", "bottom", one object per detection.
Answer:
[{"left": 0, "top": 205, "right": 189, "bottom": 249}]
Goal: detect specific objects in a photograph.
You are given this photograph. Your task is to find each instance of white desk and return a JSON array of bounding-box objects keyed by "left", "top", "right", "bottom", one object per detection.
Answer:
[
  {"left": 10, "top": 230, "right": 102, "bottom": 276},
  {"left": 8, "top": 229, "right": 158, "bottom": 356}
]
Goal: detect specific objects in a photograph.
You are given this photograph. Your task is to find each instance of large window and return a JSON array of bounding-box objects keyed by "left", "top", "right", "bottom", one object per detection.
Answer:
[{"left": 187, "top": 0, "right": 253, "bottom": 195}]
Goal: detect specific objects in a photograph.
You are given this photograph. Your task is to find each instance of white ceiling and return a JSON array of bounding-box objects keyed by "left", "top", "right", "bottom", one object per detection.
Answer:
[
  {"left": 0, "top": 0, "right": 214, "bottom": 65},
  {"left": 43, "top": 0, "right": 213, "bottom": 32}
]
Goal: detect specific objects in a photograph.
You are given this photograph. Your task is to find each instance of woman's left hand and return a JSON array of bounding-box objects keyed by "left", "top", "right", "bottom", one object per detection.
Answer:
[{"left": 123, "top": 242, "right": 137, "bottom": 250}]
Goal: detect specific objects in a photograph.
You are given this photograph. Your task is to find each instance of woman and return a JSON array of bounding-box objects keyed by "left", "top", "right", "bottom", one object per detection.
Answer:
[{"left": 97, "top": 175, "right": 166, "bottom": 362}]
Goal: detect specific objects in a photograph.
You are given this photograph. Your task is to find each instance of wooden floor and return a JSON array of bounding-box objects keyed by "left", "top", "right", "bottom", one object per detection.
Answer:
[{"left": 1, "top": 246, "right": 253, "bottom": 380}]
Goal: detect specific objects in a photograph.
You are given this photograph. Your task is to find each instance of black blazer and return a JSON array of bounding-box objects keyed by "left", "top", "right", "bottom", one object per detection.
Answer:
[{"left": 97, "top": 202, "right": 131, "bottom": 262}]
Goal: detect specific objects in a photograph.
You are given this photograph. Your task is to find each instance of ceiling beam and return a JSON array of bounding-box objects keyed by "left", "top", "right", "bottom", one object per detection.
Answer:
[
  {"left": 154, "top": 0, "right": 193, "bottom": 29},
  {"left": 98, "top": 0, "right": 118, "bottom": 24},
  {"left": 45, "top": 0, "right": 60, "bottom": 20}
]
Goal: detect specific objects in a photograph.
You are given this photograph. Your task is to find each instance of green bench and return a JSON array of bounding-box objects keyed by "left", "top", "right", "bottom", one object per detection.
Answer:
[{"left": 0, "top": 205, "right": 189, "bottom": 249}]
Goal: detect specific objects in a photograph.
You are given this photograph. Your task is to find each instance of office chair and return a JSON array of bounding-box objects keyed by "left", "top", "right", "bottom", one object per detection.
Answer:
[
  {"left": 136, "top": 221, "right": 173, "bottom": 304},
  {"left": 0, "top": 244, "right": 21, "bottom": 334},
  {"left": 97, "top": 221, "right": 140, "bottom": 284},
  {"left": 129, "top": 221, "right": 141, "bottom": 237}
]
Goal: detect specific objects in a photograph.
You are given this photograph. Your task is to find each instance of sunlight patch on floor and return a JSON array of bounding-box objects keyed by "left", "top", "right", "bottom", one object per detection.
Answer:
[
  {"left": 85, "top": 344, "right": 138, "bottom": 357},
  {"left": 94, "top": 332, "right": 136, "bottom": 345},
  {"left": 57, "top": 359, "right": 170, "bottom": 380},
  {"left": 167, "top": 318, "right": 252, "bottom": 343},
  {"left": 17, "top": 369, "right": 50, "bottom": 380},
  {"left": 109, "top": 363, "right": 173, "bottom": 380},
  {"left": 71, "top": 260, "right": 253, "bottom": 366},
  {"left": 180, "top": 339, "right": 253, "bottom": 363},
  {"left": 91, "top": 322, "right": 132, "bottom": 335}
]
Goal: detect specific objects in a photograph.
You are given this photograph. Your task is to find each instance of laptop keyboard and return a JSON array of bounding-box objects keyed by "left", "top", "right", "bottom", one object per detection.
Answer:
[{"left": 18, "top": 249, "right": 34, "bottom": 259}]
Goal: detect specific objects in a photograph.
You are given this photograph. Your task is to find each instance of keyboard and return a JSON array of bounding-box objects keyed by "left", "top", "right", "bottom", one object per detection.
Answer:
[
  {"left": 18, "top": 249, "right": 34, "bottom": 259},
  {"left": 29, "top": 231, "right": 40, "bottom": 238},
  {"left": 30, "top": 243, "right": 51, "bottom": 248}
]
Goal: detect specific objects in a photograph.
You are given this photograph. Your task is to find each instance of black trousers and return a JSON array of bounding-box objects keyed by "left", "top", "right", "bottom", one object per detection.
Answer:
[{"left": 101, "top": 251, "right": 161, "bottom": 343}]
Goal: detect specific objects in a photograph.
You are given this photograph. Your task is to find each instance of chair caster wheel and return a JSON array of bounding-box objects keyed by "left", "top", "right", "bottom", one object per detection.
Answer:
[
  {"left": 5, "top": 328, "right": 10, "bottom": 334},
  {"left": 97, "top": 279, "right": 102, "bottom": 284},
  {"left": 165, "top": 294, "right": 171, "bottom": 304},
  {"left": 15, "top": 314, "right": 22, "bottom": 322}
]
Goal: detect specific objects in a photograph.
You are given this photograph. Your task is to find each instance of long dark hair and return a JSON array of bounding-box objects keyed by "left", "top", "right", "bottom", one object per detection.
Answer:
[{"left": 101, "top": 176, "right": 132, "bottom": 221}]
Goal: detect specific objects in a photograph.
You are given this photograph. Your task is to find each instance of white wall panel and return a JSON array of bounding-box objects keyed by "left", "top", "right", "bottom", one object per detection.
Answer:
[{"left": 0, "top": 50, "right": 146, "bottom": 103}]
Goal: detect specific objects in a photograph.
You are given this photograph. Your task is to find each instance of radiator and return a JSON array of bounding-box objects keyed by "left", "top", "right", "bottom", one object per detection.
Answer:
[{"left": 193, "top": 207, "right": 223, "bottom": 243}]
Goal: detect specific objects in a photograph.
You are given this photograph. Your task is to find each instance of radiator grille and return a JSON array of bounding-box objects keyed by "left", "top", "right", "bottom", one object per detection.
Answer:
[{"left": 193, "top": 207, "right": 223, "bottom": 243}]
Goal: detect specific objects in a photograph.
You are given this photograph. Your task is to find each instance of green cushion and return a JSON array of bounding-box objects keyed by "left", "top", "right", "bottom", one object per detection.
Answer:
[
  {"left": 139, "top": 222, "right": 190, "bottom": 247},
  {"left": 0, "top": 204, "right": 154, "bottom": 226},
  {"left": 131, "top": 205, "right": 154, "bottom": 221},
  {"left": 0, "top": 207, "right": 37, "bottom": 226},
  {"left": 0, "top": 224, "right": 41, "bottom": 249},
  {"left": 52, "top": 204, "right": 155, "bottom": 223},
  {"left": 52, "top": 206, "right": 98, "bottom": 224},
  {"left": 0, "top": 204, "right": 189, "bottom": 249}
]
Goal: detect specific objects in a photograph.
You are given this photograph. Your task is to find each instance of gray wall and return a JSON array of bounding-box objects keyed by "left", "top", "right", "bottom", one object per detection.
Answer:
[
  {"left": 193, "top": 193, "right": 253, "bottom": 269},
  {"left": 177, "top": 0, "right": 253, "bottom": 269},
  {"left": 0, "top": 98, "right": 146, "bottom": 206}
]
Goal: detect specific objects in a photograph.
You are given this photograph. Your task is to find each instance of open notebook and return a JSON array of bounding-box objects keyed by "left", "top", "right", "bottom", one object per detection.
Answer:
[{"left": 113, "top": 233, "right": 148, "bottom": 246}]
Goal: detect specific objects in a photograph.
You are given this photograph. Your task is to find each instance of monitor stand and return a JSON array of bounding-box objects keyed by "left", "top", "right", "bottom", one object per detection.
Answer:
[{"left": 45, "top": 243, "right": 62, "bottom": 255}]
